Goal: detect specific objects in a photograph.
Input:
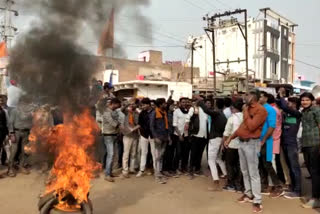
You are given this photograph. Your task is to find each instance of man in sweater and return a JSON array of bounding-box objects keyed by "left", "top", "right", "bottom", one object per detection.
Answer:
[
  {"left": 102, "top": 98, "right": 121, "bottom": 182},
  {"left": 226, "top": 89, "right": 267, "bottom": 213},
  {"left": 8, "top": 95, "right": 36, "bottom": 177},
  {"left": 121, "top": 99, "right": 140, "bottom": 178}
]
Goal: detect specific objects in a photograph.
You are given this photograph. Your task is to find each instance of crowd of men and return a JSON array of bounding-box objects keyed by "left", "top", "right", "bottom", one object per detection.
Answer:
[{"left": 0, "top": 79, "right": 320, "bottom": 213}]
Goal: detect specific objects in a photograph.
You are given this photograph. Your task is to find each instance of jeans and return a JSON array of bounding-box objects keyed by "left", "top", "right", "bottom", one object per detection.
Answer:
[
  {"left": 260, "top": 144, "right": 281, "bottom": 187},
  {"left": 225, "top": 148, "right": 242, "bottom": 190},
  {"left": 239, "top": 139, "right": 262, "bottom": 204},
  {"left": 154, "top": 139, "right": 167, "bottom": 178},
  {"left": 190, "top": 136, "right": 207, "bottom": 173},
  {"left": 303, "top": 146, "right": 320, "bottom": 199},
  {"left": 282, "top": 144, "right": 301, "bottom": 194},
  {"left": 163, "top": 135, "right": 177, "bottom": 172},
  {"left": 208, "top": 138, "right": 227, "bottom": 180},
  {"left": 139, "top": 136, "right": 156, "bottom": 172},
  {"left": 302, "top": 147, "right": 312, "bottom": 176},
  {"left": 104, "top": 135, "right": 116, "bottom": 176},
  {"left": 170, "top": 135, "right": 190, "bottom": 171},
  {"left": 9, "top": 130, "right": 29, "bottom": 168}
]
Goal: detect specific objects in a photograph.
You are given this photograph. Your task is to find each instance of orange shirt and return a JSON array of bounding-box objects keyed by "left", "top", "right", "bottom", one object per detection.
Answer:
[{"left": 235, "top": 102, "right": 267, "bottom": 139}]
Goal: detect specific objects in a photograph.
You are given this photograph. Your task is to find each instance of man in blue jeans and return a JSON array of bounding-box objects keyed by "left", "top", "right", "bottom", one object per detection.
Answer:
[
  {"left": 276, "top": 89, "right": 302, "bottom": 199},
  {"left": 102, "top": 98, "right": 121, "bottom": 182}
]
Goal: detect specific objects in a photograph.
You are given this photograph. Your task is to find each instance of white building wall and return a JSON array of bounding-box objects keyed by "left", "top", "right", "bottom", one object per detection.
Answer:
[{"left": 189, "top": 18, "right": 264, "bottom": 81}]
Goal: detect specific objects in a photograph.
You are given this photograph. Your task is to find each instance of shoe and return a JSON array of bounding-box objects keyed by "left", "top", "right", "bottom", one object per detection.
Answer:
[
  {"left": 104, "top": 176, "right": 115, "bottom": 182},
  {"left": 208, "top": 180, "right": 221, "bottom": 192},
  {"left": 170, "top": 171, "right": 179, "bottom": 178},
  {"left": 252, "top": 203, "right": 263, "bottom": 213},
  {"left": 194, "top": 171, "right": 203, "bottom": 177},
  {"left": 237, "top": 194, "right": 253, "bottom": 203},
  {"left": 261, "top": 187, "right": 272, "bottom": 196},
  {"left": 20, "top": 167, "right": 30, "bottom": 175},
  {"left": 176, "top": 170, "right": 182, "bottom": 175},
  {"left": 162, "top": 171, "right": 172, "bottom": 177},
  {"left": 7, "top": 167, "right": 16, "bottom": 177},
  {"left": 136, "top": 171, "right": 145, "bottom": 177},
  {"left": 220, "top": 175, "right": 227, "bottom": 179},
  {"left": 188, "top": 173, "right": 194, "bottom": 180},
  {"left": 155, "top": 177, "right": 166, "bottom": 184},
  {"left": 121, "top": 173, "right": 130, "bottom": 179},
  {"left": 129, "top": 170, "right": 136, "bottom": 174},
  {"left": 222, "top": 185, "right": 236, "bottom": 192},
  {"left": 284, "top": 192, "right": 300, "bottom": 199},
  {"left": 270, "top": 188, "right": 284, "bottom": 198},
  {"left": 302, "top": 199, "right": 320, "bottom": 209}
]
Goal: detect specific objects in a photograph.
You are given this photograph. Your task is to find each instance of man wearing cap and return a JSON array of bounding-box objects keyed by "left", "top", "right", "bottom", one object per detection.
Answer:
[
  {"left": 225, "top": 89, "right": 267, "bottom": 213},
  {"left": 4, "top": 71, "right": 24, "bottom": 110}
]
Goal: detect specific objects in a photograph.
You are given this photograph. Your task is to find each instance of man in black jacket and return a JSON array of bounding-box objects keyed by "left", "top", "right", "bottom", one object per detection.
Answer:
[
  {"left": 197, "top": 96, "right": 227, "bottom": 191},
  {"left": 276, "top": 89, "right": 302, "bottom": 199},
  {"left": 137, "top": 98, "right": 156, "bottom": 178}
]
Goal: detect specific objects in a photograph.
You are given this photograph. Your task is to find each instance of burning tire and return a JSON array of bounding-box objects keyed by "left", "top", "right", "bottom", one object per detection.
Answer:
[{"left": 39, "top": 192, "right": 93, "bottom": 214}]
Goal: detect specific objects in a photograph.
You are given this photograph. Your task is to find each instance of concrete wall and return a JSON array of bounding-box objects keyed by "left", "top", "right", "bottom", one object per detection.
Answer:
[{"left": 96, "top": 51, "right": 199, "bottom": 85}]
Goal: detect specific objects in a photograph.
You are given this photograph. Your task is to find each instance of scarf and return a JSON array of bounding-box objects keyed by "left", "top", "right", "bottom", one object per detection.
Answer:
[
  {"left": 155, "top": 107, "right": 168, "bottom": 129},
  {"left": 128, "top": 111, "right": 135, "bottom": 126},
  {"left": 180, "top": 107, "right": 188, "bottom": 114}
]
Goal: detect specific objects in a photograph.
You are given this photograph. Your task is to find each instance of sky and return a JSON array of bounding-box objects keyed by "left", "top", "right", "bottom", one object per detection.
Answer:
[{"left": 8, "top": 0, "right": 320, "bottom": 84}]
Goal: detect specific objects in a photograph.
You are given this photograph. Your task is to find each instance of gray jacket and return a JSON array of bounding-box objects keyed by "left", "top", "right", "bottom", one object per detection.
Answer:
[
  {"left": 9, "top": 104, "right": 36, "bottom": 132},
  {"left": 102, "top": 108, "right": 120, "bottom": 135}
]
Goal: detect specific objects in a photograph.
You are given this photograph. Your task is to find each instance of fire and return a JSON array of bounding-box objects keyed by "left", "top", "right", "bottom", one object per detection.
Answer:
[{"left": 29, "top": 108, "right": 100, "bottom": 211}]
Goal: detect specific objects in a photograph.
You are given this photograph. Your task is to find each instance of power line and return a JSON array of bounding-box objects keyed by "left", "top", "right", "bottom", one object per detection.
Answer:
[
  {"left": 118, "top": 17, "right": 186, "bottom": 44},
  {"left": 214, "top": 0, "right": 233, "bottom": 10},
  {"left": 296, "top": 59, "right": 320, "bottom": 70},
  {"left": 181, "top": 0, "right": 207, "bottom": 11}
]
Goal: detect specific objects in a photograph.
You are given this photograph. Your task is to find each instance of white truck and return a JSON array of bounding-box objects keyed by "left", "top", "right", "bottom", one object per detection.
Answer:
[{"left": 113, "top": 80, "right": 193, "bottom": 101}]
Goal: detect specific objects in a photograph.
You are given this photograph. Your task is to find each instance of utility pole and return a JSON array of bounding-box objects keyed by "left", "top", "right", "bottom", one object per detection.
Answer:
[
  {"left": 0, "top": 0, "right": 19, "bottom": 49},
  {"left": 212, "top": 30, "right": 216, "bottom": 95},
  {"left": 204, "top": 9, "right": 250, "bottom": 93},
  {"left": 190, "top": 38, "right": 196, "bottom": 85}
]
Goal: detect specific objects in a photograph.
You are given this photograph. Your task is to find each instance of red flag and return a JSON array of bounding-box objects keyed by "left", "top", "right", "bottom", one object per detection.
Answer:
[
  {"left": 0, "top": 41, "right": 8, "bottom": 58},
  {"left": 0, "top": 41, "right": 8, "bottom": 69},
  {"left": 97, "top": 8, "right": 114, "bottom": 56}
]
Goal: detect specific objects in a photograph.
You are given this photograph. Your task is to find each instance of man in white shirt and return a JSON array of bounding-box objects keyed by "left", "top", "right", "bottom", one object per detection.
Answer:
[
  {"left": 186, "top": 99, "right": 208, "bottom": 179},
  {"left": 172, "top": 97, "right": 189, "bottom": 173},
  {"left": 4, "top": 76, "right": 24, "bottom": 110},
  {"left": 223, "top": 97, "right": 232, "bottom": 119},
  {"left": 223, "top": 98, "right": 244, "bottom": 192}
]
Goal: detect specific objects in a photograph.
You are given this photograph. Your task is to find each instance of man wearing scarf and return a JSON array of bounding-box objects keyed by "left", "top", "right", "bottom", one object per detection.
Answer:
[
  {"left": 121, "top": 99, "right": 140, "bottom": 178},
  {"left": 150, "top": 98, "right": 169, "bottom": 184},
  {"left": 172, "top": 97, "right": 189, "bottom": 174}
]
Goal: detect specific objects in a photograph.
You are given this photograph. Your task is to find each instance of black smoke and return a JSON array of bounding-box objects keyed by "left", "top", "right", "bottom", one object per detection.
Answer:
[{"left": 9, "top": 0, "right": 151, "bottom": 109}]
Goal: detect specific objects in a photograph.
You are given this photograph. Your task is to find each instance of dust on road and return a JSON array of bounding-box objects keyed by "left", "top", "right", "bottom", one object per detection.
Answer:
[{"left": 0, "top": 170, "right": 317, "bottom": 214}]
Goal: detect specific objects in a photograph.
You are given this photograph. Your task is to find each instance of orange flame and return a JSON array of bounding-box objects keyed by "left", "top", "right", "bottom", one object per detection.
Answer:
[{"left": 29, "top": 108, "right": 100, "bottom": 210}]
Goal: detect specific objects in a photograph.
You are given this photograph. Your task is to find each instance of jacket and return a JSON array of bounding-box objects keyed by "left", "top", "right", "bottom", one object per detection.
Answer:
[
  {"left": 276, "top": 98, "right": 301, "bottom": 146},
  {"left": 149, "top": 109, "right": 168, "bottom": 140},
  {"left": 199, "top": 102, "right": 227, "bottom": 139},
  {"left": 138, "top": 109, "right": 153, "bottom": 139},
  {"left": 101, "top": 108, "right": 120, "bottom": 135}
]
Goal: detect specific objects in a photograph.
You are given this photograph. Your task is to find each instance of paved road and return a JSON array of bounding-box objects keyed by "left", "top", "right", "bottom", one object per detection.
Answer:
[{"left": 0, "top": 167, "right": 318, "bottom": 214}]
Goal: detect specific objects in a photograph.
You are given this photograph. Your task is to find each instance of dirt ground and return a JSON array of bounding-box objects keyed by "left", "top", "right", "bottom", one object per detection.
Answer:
[{"left": 0, "top": 166, "right": 318, "bottom": 214}]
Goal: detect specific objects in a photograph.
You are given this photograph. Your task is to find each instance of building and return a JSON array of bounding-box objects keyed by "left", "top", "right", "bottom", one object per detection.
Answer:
[
  {"left": 188, "top": 8, "right": 297, "bottom": 92},
  {"left": 113, "top": 80, "right": 193, "bottom": 100},
  {"left": 95, "top": 50, "right": 199, "bottom": 98}
]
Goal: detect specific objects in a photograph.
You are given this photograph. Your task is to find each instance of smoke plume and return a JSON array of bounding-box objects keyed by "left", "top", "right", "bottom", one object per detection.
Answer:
[{"left": 9, "top": 0, "right": 151, "bottom": 108}]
